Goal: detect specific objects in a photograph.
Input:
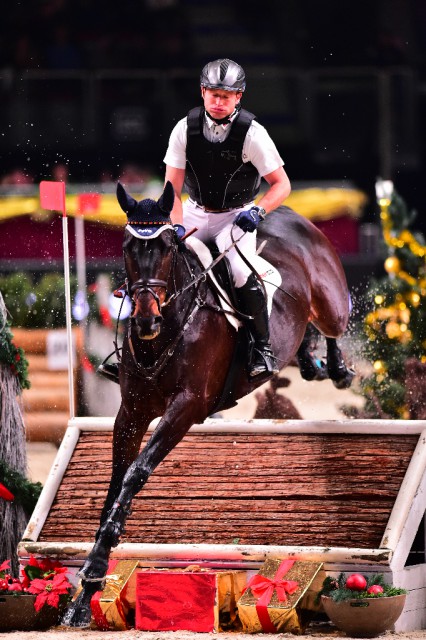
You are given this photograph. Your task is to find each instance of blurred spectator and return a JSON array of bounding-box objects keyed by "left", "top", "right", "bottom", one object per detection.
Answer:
[
  {"left": 13, "top": 33, "right": 42, "bottom": 69},
  {"left": 99, "top": 167, "right": 115, "bottom": 184},
  {"left": 52, "top": 162, "right": 70, "bottom": 182},
  {"left": 45, "top": 24, "right": 83, "bottom": 69},
  {"left": 117, "top": 163, "right": 153, "bottom": 185},
  {"left": 117, "top": 163, "right": 162, "bottom": 197},
  {"left": 1, "top": 168, "right": 34, "bottom": 185}
]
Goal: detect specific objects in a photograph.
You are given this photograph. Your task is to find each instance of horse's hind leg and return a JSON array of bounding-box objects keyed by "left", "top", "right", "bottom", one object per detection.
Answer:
[
  {"left": 326, "top": 337, "right": 355, "bottom": 389},
  {"left": 297, "top": 323, "right": 328, "bottom": 381}
]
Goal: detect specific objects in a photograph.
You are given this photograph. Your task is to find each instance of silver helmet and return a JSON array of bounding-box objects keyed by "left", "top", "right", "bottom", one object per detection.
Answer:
[{"left": 200, "top": 59, "right": 246, "bottom": 92}]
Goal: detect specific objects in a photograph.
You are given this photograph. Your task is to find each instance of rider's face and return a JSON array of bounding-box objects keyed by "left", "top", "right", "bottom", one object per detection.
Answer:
[{"left": 201, "top": 87, "right": 242, "bottom": 119}]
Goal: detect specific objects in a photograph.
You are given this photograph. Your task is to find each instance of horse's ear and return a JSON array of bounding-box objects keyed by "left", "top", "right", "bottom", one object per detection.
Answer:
[
  {"left": 117, "top": 182, "right": 137, "bottom": 214},
  {"left": 157, "top": 181, "right": 175, "bottom": 215}
]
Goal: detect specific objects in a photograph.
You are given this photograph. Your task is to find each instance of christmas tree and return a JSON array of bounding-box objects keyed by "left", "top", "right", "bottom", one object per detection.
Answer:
[{"left": 360, "top": 180, "right": 426, "bottom": 418}]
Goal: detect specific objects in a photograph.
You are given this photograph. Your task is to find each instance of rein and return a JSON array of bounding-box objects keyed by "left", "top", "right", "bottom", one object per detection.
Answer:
[
  {"left": 162, "top": 228, "right": 254, "bottom": 320},
  {"left": 103, "top": 225, "right": 290, "bottom": 382}
]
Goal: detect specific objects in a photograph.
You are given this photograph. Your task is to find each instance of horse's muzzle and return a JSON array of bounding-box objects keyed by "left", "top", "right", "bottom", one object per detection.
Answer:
[{"left": 132, "top": 315, "right": 163, "bottom": 340}]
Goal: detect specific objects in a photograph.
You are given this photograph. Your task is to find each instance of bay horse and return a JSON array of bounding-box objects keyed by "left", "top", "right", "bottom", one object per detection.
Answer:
[{"left": 63, "top": 181, "right": 354, "bottom": 626}]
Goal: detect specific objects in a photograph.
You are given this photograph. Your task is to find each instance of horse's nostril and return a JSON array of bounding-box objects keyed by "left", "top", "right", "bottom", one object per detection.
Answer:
[{"left": 153, "top": 316, "right": 163, "bottom": 327}]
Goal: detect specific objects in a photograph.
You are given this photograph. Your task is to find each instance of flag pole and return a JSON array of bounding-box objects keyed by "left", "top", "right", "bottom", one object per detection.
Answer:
[
  {"left": 62, "top": 204, "right": 75, "bottom": 419},
  {"left": 39, "top": 181, "right": 75, "bottom": 420}
]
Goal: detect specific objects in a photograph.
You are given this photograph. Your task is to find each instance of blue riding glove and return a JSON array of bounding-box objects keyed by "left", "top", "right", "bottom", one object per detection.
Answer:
[
  {"left": 173, "top": 224, "right": 186, "bottom": 240},
  {"left": 235, "top": 206, "right": 266, "bottom": 233}
]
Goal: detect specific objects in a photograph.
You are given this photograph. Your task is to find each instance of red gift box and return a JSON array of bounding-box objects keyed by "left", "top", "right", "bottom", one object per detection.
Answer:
[{"left": 135, "top": 569, "right": 245, "bottom": 632}]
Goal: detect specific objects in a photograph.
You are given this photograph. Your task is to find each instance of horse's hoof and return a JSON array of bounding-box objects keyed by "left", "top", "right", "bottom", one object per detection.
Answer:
[
  {"left": 78, "top": 564, "right": 107, "bottom": 582},
  {"left": 77, "top": 555, "right": 109, "bottom": 582},
  {"left": 298, "top": 356, "right": 327, "bottom": 382},
  {"left": 331, "top": 367, "right": 355, "bottom": 389},
  {"left": 312, "top": 359, "right": 328, "bottom": 381},
  {"left": 61, "top": 597, "right": 92, "bottom": 628}
]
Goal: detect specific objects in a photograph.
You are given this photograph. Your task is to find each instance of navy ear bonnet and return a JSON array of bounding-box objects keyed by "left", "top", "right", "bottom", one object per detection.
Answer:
[{"left": 117, "top": 181, "right": 175, "bottom": 239}]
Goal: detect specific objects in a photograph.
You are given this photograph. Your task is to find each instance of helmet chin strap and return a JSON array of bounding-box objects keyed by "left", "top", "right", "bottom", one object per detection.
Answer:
[{"left": 207, "top": 102, "right": 241, "bottom": 125}]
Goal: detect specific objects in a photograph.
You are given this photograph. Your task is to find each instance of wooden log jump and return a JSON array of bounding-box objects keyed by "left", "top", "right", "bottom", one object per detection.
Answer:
[{"left": 19, "top": 418, "right": 426, "bottom": 631}]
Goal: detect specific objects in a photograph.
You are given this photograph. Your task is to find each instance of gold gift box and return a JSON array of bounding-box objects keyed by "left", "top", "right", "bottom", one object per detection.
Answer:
[
  {"left": 237, "top": 558, "right": 323, "bottom": 634},
  {"left": 73, "top": 559, "right": 138, "bottom": 630},
  {"left": 212, "top": 569, "right": 247, "bottom": 631}
]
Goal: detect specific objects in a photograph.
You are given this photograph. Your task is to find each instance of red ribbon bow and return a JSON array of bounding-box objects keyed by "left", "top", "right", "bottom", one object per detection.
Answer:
[{"left": 244, "top": 559, "right": 299, "bottom": 633}]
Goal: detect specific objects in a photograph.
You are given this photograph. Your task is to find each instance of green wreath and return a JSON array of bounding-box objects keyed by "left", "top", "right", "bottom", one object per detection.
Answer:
[
  {"left": 0, "top": 459, "right": 42, "bottom": 515},
  {"left": 0, "top": 321, "right": 30, "bottom": 390}
]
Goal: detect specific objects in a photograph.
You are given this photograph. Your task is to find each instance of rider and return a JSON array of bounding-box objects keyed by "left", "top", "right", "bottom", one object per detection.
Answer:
[{"left": 164, "top": 58, "right": 291, "bottom": 381}]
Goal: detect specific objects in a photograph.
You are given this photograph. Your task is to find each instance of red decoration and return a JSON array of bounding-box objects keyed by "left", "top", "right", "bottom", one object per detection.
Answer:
[
  {"left": 243, "top": 559, "right": 299, "bottom": 633},
  {"left": 367, "top": 584, "right": 384, "bottom": 595},
  {"left": 136, "top": 571, "right": 218, "bottom": 632},
  {"left": 99, "top": 305, "right": 113, "bottom": 329},
  {"left": 345, "top": 573, "right": 368, "bottom": 591},
  {"left": 81, "top": 353, "right": 95, "bottom": 373},
  {"left": 0, "top": 482, "right": 14, "bottom": 501}
]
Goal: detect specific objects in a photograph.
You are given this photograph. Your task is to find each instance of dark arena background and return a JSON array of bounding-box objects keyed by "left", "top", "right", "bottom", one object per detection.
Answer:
[{"left": 1, "top": 0, "right": 425, "bottom": 218}]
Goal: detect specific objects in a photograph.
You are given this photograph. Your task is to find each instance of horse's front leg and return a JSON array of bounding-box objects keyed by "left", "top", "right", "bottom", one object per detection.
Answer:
[
  {"left": 61, "top": 406, "right": 154, "bottom": 628},
  {"left": 98, "top": 404, "right": 153, "bottom": 528},
  {"left": 78, "top": 395, "right": 204, "bottom": 582}
]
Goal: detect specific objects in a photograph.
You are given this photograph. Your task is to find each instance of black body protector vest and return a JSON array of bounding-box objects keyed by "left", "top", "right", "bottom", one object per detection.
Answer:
[{"left": 185, "top": 106, "right": 261, "bottom": 210}]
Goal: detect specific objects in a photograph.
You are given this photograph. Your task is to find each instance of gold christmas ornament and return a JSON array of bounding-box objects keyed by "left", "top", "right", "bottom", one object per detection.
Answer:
[
  {"left": 384, "top": 256, "right": 400, "bottom": 274},
  {"left": 373, "top": 360, "right": 386, "bottom": 373}
]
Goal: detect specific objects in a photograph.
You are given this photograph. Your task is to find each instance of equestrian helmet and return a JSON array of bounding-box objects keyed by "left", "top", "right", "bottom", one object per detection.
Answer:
[{"left": 200, "top": 59, "right": 246, "bottom": 92}]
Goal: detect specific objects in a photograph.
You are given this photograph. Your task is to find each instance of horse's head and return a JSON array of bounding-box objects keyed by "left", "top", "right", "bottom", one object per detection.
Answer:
[{"left": 117, "top": 181, "right": 176, "bottom": 340}]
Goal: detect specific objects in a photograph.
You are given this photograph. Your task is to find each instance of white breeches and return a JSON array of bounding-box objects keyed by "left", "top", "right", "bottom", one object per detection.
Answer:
[{"left": 183, "top": 198, "right": 257, "bottom": 288}]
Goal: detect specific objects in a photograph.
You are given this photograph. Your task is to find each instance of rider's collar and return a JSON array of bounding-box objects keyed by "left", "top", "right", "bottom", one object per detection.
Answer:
[{"left": 126, "top": 223, "right": 174, "bottom": 240}]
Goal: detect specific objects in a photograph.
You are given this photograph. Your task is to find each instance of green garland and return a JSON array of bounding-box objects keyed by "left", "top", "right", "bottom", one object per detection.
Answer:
[
  {"left": 316, "top": 572, "right": 407, "bottom": 604},
  {"left": 0, "top": 459, "right": 42, "bottom": 515},
  {"left": 0, "top": 322, "right": 30, "bottom": 390}
]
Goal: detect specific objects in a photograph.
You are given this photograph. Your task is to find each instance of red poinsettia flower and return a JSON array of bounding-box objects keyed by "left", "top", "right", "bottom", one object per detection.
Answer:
[
  {"left": 27, "top": 572, "right": 72, "bottom": 611},
  {"left": 0, "top": 560, "right": 11, "bottom": 574},
  {"left": 21, "top": 555, "right": 68, "bottom": 588}
]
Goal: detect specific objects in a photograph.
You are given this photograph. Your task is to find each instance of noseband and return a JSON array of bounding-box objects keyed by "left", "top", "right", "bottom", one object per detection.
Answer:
[{"left": 130, "top": 278, "right": 168, "bottom": 315}]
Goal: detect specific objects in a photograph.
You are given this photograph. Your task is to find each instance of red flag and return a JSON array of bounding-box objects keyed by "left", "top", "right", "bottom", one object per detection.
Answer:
[
  {"left": 77, "top": 193, "right": 100, "bottom": 215},
  {"left": 39, "top": 181, "right": 66, "bottom": 216}
]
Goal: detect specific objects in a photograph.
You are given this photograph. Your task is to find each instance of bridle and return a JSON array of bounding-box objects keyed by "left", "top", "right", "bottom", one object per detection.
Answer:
[{"left": 129, "top": 278, "right": 169, "bottom": 316}]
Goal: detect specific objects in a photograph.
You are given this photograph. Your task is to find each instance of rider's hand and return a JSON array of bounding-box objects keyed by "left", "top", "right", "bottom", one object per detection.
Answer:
[
  {"left": 173, "top": 224, "right": 186, "bottom": 240},
  {"left": 235, "top": 206, "right": 266, "bottom": 233}
]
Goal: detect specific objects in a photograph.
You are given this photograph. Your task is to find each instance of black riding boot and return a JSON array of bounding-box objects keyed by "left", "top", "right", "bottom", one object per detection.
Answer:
[{"left": 236, "top": 274, "right": 279, "bottom": 382}]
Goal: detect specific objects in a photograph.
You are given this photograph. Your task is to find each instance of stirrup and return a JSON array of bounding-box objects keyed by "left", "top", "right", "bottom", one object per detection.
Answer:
[
  {"left": 249, "top": 345, "right": 279, "bottom": 380},
  {"left": 97, "top": 362, "right": 120, "bottom": 384}
]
